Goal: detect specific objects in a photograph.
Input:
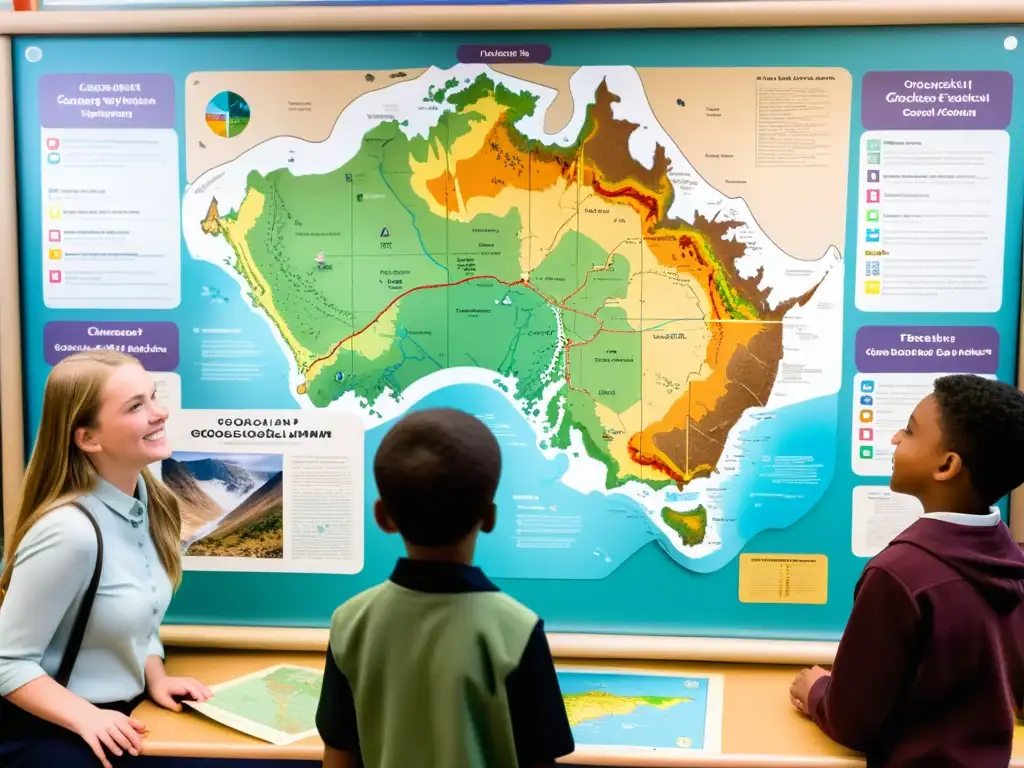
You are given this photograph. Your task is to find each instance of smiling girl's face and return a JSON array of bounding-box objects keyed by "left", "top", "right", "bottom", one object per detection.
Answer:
[{"left": 75, "top": 362, "right": 171, "bottom": 469}]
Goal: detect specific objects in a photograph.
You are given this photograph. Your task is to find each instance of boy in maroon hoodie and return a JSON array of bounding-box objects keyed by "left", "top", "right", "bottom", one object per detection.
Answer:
[{"left": 790, "top": 373, "right": 1024, "bottom": 767}]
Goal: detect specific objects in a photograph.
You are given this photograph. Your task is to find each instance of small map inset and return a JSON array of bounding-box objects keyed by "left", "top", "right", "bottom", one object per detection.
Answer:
[{"left": 205, "top": 90, "right": 250, "bottom": 138}]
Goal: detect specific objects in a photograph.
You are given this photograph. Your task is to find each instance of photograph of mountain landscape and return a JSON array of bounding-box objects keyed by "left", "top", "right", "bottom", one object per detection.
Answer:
[{"left": 160, "top": 451, "right": 284, "bottom": 558}]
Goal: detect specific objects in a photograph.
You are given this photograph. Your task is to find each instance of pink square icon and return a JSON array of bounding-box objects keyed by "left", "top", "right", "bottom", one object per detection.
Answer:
[
  {"left": 47, "top": 229, "right": 61, "bottom": 243},
  {"left": 48, "top": 269, "right": 61, "bottom": 283},
  {"left": 859, "top": 428, "right": 874, "bottom": 441},
  {"left": 866, "top": 189, "right": 880, "bottom": 203},
  {"left": 46, "top": 137, "right": 60, "bottom": 150}
]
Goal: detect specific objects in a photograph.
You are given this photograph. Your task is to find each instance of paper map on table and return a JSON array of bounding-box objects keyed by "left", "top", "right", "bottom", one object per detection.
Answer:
[
  {"left": 558, "top": 666, "right": 724, "bottom": 755},
  {"left": 184, "top": 663, "right": 323, "bottom": 745}
]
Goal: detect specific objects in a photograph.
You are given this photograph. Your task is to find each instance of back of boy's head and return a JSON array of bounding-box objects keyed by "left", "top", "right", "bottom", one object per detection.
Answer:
[
  {"left": 934, "top": 374, "right": 1024, "bottom": 506},
  {"left": 373, "top": 407, "right": 502, "bottom": 547}
]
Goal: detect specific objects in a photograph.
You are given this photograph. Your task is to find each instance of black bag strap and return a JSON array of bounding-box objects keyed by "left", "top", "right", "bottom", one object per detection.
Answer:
[{"left": 53, "top": 500, "right": 104, "bottom": 688}]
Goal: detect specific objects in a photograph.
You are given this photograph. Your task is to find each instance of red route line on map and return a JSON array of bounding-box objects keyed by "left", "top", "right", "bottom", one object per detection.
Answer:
[
  {"left": 309, "top": 269, "right": 641, "bottom": 370},
  {"left": 310, "top": 275, "right": 518, "bottom": 367}
]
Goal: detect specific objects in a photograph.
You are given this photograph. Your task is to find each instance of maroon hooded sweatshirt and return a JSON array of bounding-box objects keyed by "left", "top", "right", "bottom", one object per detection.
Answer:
[{"left": 808, "top": 513, "right": 1024, "bottom": 767}]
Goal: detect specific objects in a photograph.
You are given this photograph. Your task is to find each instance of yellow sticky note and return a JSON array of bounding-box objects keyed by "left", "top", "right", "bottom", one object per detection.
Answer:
[
  {"left": 48, "top": 248, "right": 62, "bottom": 260},
  {"left": 738, "top": 554, "right": 828, "bottom": 605},
  {"left": 48, "top": 205, "right": 61, "bottom": 219}
]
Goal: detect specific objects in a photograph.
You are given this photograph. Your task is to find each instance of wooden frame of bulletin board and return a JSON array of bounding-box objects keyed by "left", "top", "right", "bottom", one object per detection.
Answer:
[{"left": 2, "top": 0, "right": 1024, "bottom": 665}]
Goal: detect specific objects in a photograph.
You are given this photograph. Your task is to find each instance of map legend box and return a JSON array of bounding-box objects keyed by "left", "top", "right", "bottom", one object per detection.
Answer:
[
  {"left": 738, "top": 553, "right": 828, "bottom": 605},
  {"left": 851, "top": 324, "right": 1000, "bottom": 476},
  {"left": 39, "top": 127, "right": 181, "bottom": 310},
  {"left": 38, "top": 73, "right": 180, "bottom": 310},
  {"left": 854, "top": 129, "right": 1009, "bottom": 313}
]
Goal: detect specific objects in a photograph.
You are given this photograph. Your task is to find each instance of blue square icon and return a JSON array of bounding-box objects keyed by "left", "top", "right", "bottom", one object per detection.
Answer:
[
  {"left": 861, "top": 380, "right": 875, "bottom": 393},
  {"left": 860, "top": 395, "right": 874, "bottom": 406},
  {"left": 866, "top": 229, "right": 880, "bottom": 242},
  {"left": 46, "top": 152, "right": 60, "bottom": 165}
]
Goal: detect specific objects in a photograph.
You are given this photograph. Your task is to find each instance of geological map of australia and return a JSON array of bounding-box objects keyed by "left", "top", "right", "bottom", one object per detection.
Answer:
[{"left": 182, "top": 64, "right": 849, "bottom": 575}]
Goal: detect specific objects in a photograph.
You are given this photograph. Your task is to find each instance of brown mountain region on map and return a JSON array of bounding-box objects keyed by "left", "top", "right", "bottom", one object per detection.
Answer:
[
  {"left": 693, "top": 210, "right": 793, "bottom": 321},
  {"left": 582, "top": 79, "right": 672, "bottom": 196},
  {"left": 532, "top": 78, "right": 806, "bottom": 324}
]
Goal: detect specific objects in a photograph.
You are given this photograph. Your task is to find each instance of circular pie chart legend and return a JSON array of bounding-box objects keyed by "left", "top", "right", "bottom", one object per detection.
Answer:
[{"left": 205, "top": 91, "right": 251, "bottom": 138}]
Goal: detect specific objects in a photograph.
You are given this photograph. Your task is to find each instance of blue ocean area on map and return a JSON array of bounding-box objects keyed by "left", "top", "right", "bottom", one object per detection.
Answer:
[
  {"left": 364, "top": 383, "right": 654, "bottom": 580},
  {"left": 674, "top": 393, "right": 838, "bottom": 574},
  {"left": 356, "top": 382, "right": 838, "bottom": 579}
]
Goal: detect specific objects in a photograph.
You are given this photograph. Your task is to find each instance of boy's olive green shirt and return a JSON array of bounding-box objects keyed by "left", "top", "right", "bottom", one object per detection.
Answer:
[{"left": 315, "top": 559, "right": 574, "bottom": 768}]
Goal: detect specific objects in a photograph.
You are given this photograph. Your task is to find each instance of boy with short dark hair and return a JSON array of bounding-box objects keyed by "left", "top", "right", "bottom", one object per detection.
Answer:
[
  {"left": 790, "top": 374, "right": 1024, "bottom": 767},
  {"left": 315, "top": 407, "right": 575, "bottom": 768}
]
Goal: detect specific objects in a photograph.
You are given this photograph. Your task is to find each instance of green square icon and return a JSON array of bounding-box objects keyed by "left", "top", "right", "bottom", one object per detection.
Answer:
[
  {"left": 859, "top": 445, "right": 874, "bottom": 459},
  {"left": 866, "top": 139, "right": 881, "bottom": 152},
  {"left": 866, "top": 209, "right": 880, "bottom": 222}
]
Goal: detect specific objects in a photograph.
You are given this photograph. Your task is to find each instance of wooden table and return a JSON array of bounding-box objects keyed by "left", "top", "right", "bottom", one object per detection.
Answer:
[{"left": 129, "top": 648, "right": 1024, "bottom": 766}]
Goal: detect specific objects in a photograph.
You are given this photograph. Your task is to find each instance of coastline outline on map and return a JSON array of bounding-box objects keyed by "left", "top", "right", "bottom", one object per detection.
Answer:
[{"left": 181, "top": 63, "right": 847, "bottom": 574}]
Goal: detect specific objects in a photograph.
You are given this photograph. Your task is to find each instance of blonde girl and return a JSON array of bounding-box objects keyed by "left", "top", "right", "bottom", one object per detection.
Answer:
[{"left": 0, "top": 350, "right": 211, "bottom": 766}]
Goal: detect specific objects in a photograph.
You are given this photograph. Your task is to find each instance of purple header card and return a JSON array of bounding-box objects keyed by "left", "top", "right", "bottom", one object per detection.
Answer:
[
  {"left": 855, "top": 326, "right": 999, "bottom": 375},
  {"left": 44, "top": 321, "right": 179, "bottom": 371},
  {"left": 38, "top": 74, "right": 176, "bottom": 129},
  {"left": 457, "top": 45, "right": 551, "bottom": 64},
  {"left": 861, "top": 71, "right": 1012, "bottom": 130}
]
